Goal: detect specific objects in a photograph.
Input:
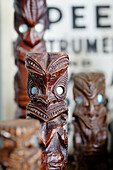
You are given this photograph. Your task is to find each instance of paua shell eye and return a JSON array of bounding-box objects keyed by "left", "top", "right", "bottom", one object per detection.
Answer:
[
  {"left": 31, "top": 87, "right": 37, "bottom": 95},
  {"left": 56, "top": 86, "right": 64, "bottom": 95},
  {"left": 19, "top": 24, "right": 28, "bottom": 33},
  {"left": 97, "top": 94, "right": 103, "bottom": 103},
  {"left": 34, "top": 23, "right": 44, "bottom": 33},
  {"left": 76, "top": 96, "right": 83, "bottom": 104}
]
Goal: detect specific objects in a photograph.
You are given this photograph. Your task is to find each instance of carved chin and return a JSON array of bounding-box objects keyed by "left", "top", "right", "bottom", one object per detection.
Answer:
[
  {"left": 48, "top": 159, "right": 67, "bottom": 170},
  {"left": 43, "top": 154, "right": 66, "bottom": 170},
  {"left": 26, "top": 101, "right": 67, "bottom": 121}
]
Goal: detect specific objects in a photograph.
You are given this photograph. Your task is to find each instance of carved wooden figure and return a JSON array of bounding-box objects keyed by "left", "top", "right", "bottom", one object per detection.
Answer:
[
  {"left": 25, "top": 52, "right": 69, "bottom": 169},
  {"left": 72, "top": 72, "right": 108, "bottom": 157},
  {"left": 0, "top": 119, "right": 41, "bottom": 170},
  {"left": 14, "top": 0, "right": 47, "bottom": 118}
]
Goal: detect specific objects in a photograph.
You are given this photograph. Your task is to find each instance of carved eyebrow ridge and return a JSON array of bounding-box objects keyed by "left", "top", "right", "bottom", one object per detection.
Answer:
[
  {"left": 47, "top": 55, "right": 69, "bottom": 74},
  {"left": 26, "top": 56, "right": 45, "bottom": 76}
]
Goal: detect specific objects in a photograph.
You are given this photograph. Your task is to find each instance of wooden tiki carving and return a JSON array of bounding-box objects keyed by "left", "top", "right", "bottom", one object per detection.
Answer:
[
  {"left": 72, "top": 72, "right": 108, "bottom": 156},
  {"left": 26, "top": 52, "right": 69, "bottom": 169},
  {"left": 14, "top": 0, "right": 47, "bottom": 118}
]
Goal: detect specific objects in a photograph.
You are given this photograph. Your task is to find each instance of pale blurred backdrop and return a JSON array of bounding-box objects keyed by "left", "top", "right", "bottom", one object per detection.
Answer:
[{"left": 1, "top": 0, "right": 17, "bottom": 120}]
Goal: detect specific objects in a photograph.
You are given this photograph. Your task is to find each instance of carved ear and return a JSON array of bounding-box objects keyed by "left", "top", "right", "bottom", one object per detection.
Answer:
[
  {"left": 25, "top": 54, "right": 45, "bottom": 76},
  {"left": 47, "top": 53, "right": 69, "bottom": 75}
]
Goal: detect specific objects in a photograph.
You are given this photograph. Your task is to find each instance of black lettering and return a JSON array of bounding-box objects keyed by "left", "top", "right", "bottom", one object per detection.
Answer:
[
  {"left": 82, "top": 60, "right": 91, "bottom": 66},
  {"left": 87, "top": 39, "right": 97, "bottom": 52},
  {"left": 96, "top": 6, "right": 111, "bottom": 28},
  {"left": 47, "top": 7, "right": 62, "bottom": 29},
  {"left": 72, "top": 39, "right": 82, "bottom": 54},
  {"left": 73, "top": 62, "right": 77, "bottom": 66},
  {"left": 72, "top": 6, "right": 86, "bottom": 29},
  {"left": 48, "top": 40, "right": 55, "bottom": 52},
  {"left": 60, "top": 40, "right": 68, "bottom": 52},
  {"left": 103, "top": 38, "right": 109, "bottom": 53}
]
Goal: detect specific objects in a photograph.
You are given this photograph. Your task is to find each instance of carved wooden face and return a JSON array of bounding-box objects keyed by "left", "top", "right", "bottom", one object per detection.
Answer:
[
  {"left": 14, "top": 0, "right": 47, "bottom": 46},
  {"left": 73, "top": 73, "right": 106, "bottom": 119},
  {"left": 0, "top": 120, "right": 41, "bottom": 166},
  {"left": 26, "top": 53, "right": 69, "bottom": 121}
]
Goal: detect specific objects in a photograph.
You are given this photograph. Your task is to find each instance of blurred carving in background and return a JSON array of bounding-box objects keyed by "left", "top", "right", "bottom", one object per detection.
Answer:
[
  {"left": 0, "top": 119, "right": 41, "bottom": 169},
  {"left": 14, "top": 0, "right": 47, "bottom": 118},
  {"left": 72, "top": 72, "right": 108, "bottom": 158}
]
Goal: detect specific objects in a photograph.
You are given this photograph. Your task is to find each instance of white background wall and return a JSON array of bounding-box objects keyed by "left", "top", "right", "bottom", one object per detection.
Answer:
[{"left": 1, "top": 0, "right": 17, "bottom": 120}]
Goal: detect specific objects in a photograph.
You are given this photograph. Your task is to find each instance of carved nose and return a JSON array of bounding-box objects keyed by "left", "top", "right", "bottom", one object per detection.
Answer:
[
  {"left": 26, "top": 29, "right": 37, "bottom": 46},
  {"left": 87, "top": 104, "right": 95, "bottom": 117},
  {"left": 40, "top": 96, "right": 50, "bottom": 106},
  {"left": 30, "top": 31, "right": 36, "bottom": 46}
]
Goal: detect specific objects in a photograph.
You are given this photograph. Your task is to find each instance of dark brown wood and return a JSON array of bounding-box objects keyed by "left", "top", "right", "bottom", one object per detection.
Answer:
[
  {"left": 72, "top": 72, "right": 108, "bottom": 158},
  {"left": 26, "top": 52, "right": 69, "bottom": 169},
  {"left": 66, "top": 155, "right": 109, "bottom": 170},
  {"left": 0, "top": 119, "right": 41, "bottom": 169},
  {"left": 14, "top": 0, "right": 47, "bottom": 118}
]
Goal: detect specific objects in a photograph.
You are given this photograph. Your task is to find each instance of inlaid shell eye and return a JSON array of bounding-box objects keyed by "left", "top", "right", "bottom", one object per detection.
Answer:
[
  {"left": 34, "top": 23, "right": 44, "bottom": 33},
  {"left": 19, "top": 24, "right": 28, "bottom": 33},
  {"left": 56, "top": 86, "right": 64, "bottom": 95},
  {"left": 31, "top": 87, "right": 37, "bottom": 95},
  {"left": 76, "top": 96, "right": 83, "bottom": 104},
  {"left": 97, "top": 94, "right": 103, "bottom": 103}
]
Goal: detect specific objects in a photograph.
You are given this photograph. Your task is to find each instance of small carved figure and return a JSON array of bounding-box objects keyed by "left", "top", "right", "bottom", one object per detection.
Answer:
[
  {"left": 0, "top": 119, "right": 41, "bottom": 170},
  {"left": 72, "top": 72, "right": 108, "bottom": 157},
  {"left": 14, "top": 0, "right": 47, "bottom": 118},
  {"left": 14, "top": 0, "right": 47, "bottom": 46},
  {"left": 14, "top": 38, "right": 46, "bottom": 118},
  {"left": 26, "top": 52, "right": 69, "bottom": 169}
]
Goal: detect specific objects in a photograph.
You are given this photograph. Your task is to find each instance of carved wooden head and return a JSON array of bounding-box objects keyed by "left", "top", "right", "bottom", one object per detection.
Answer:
[
  {"left": 14, "top": 0, "right": 47, "bottom": 46},
  {"left": 73, "top": 73, "right": 108, "bottom": 156},
  {"left": 25, "top": 52, "right": 69, "bottom": 121},
  {"left": 73, "top": 72, "right": 106, "bottom": 119},
  {"left": 0, "top": 119, "right": 41, "bottom": 169}
]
